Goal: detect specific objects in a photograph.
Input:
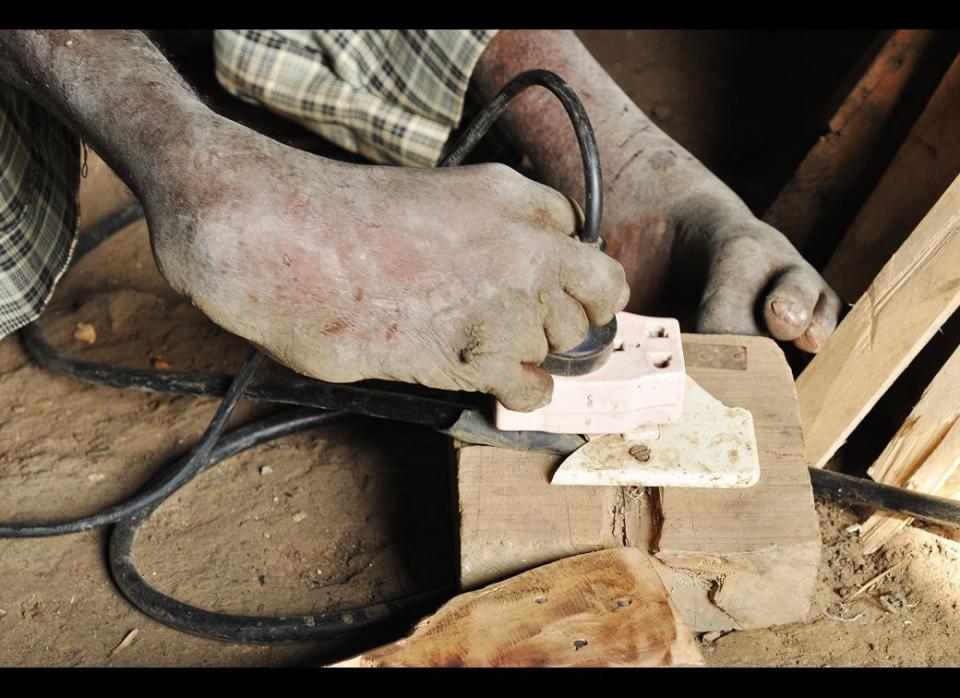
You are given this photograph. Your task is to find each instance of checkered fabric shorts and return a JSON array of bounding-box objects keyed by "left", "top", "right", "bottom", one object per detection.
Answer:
[
  {"left": 0, "top": 29, "right": 497, "bottom": 340},
  {"left": 0, "top": 88, "right": 80, "bottom": 338},
  {"left": 214, "top": 30, "right": 497, "bottom": 167}
]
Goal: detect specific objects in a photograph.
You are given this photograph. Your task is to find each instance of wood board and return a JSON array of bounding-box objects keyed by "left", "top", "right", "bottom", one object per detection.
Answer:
[
  {"left": 763, "top": 30, "right": 940, "bottom": 253},
  {"left": 860, "top": 346, "right": 960, "bottom": 553},
  {"left": 797, "top": 172, "right": 960, "bottom": 470},
  {"left": 334, "top": 549, "right": 703, "bottom": 667},
  {"left": 823, "top": 52, "right": 960, "bottom": 302}
]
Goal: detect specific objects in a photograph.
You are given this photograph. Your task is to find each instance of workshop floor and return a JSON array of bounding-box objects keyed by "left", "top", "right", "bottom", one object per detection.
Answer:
[{"left": 3, "top": 30, "right": 960, "bottom": 667}]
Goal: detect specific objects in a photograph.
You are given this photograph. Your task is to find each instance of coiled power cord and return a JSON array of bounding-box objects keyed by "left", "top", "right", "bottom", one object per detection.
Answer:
[{"left": 7, "top": 70, "right": 608, "bottom": 645}]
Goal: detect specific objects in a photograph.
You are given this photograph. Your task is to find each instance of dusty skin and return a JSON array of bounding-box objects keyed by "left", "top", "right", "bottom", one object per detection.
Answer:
[
  {"left": 0, "top": 29, "right": 840, "bottom": 420},
  {"left": 474, "top": 30, "right": 842, "bottom": 352},
  {"left": 0, "top": 30, "right": 628, "bottom": 413}
]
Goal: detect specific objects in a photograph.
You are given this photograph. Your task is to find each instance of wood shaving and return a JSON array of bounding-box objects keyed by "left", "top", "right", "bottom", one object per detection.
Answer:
[
  {"left": 822, "top": 607, "right": 864, "bottom": 623},
  {"left": 109, "top": 628, "right": 140, "bottom": 657},
  {"left": 73, "top": 323, "right": 97, "bottom": 344},
  {"left": 848, "top": 562, "right": 903, "bottom": 601}
]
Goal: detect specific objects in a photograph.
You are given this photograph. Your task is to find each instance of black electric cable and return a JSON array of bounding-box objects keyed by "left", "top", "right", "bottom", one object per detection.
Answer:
[
  {"left": 440, "top": 69, "right": 602, "bottom": 244},
  {"left": 11, "top": 69, "right": 605, "bottom": 540},
  {"left": 809, "top": 468, "right": 960, "bottom": 531},
  {"left": 0, "top": 349, "right": 262, "bottom": 537},
  {"left": 5, "top": 69, "right": 609, "bottom": 645},
  {"left": 108, "top": 406, "right": 451, "bottom": 644}
]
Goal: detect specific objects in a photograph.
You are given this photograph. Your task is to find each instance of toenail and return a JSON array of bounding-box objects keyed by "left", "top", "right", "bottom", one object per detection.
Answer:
[{"left": 771, "top": 300, "right": 806, "bottom": 326}]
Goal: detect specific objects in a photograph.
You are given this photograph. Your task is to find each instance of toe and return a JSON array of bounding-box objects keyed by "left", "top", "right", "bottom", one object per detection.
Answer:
[
  {"left": 762, "top": 266, "right": 822, "bottom": 341},
  {"left": 491, "top": 362, "right": 554, "bottom": 412},
  {"left": 696, "top": 284, "right": 763, "bottom": 335},
  {"left": 793, "top": 285, "right": 842, "bottom": 353},
  {"left": 558, "top": 238, "right": 631, "bottom": 326},
  {"left": 542, "top": 289, "right": 590, "bottom": 352}
]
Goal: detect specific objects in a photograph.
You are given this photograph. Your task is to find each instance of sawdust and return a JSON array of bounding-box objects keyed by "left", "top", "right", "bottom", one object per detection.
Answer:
[{"left": 700, "top": 500, "right": 960, "bottom": 667}]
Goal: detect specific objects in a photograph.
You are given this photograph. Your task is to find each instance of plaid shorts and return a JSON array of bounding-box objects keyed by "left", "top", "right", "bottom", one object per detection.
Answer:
[
  {"left": 0, "top": 88, "right": 80, "bottom": 338},
  {"left": 0, "top": 29, "right": 496, "bottom": 340},
  {"left": 214, "top": 30, "right": 497, "bottom": 167}
]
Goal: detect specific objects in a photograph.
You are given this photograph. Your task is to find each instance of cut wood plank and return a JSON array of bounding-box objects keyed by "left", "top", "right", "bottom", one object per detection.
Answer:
[
  {"left": 867, "top": 346, "right": 960, "bottom": 485},
  {"left": 333, "top": 549, "right": 703, "bottom": 668},
  {"left": 858, "top": 419, "right": 960, "bottom": 552},
  {"left": 456, "top": 334, "right": 820, "bottom": 632},
  {"left": 860, "top": 346, "right": 960, "bottom": 553},
  {"left": 763, "top": 30, "right": 939, "bottom": 252},
  {"left": 824, "top": 51, "right": 960, "bottom": 302},
  {"left": 797, "top": 172, "right": 960, "bottom": 469}
]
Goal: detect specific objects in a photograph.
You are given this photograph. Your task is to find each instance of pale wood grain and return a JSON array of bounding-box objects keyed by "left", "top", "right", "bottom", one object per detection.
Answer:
[
  {"left": 860, "top": 346, "right": 960, "bottom": 553},
  {"left": 334, "top": 548, "right": 703, "bottom": 668},
  {"left": 655, "top": 336, "right": 820, "bottom": 630},
  {"left": 797, "top": 172, "right": 960, "bottom": 469}
]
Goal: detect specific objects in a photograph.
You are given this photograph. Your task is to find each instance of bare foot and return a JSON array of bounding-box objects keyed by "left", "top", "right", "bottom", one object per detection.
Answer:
[
  {"left": 1, "top": 31, "right": 631, "bottom": 407},
  {"left": 602, "top": 149, "right": 842, "bottom": 353},
  {"left": 145, "top": 116, "right": 630, "bottom": 410},
  {"left": 473, "top": 30, "right": 841, "bottom": 353}
]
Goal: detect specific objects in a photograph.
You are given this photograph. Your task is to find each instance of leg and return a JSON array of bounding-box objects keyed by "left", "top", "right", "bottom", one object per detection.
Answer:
[
  {"left": 0, "top": 30, "right": 628, "bottom": 410},
  {"left": 472, "top": 30, "right": 842, "bottom": 353}
]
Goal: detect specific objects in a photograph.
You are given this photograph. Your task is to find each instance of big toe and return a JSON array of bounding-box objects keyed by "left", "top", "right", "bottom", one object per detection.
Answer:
[{"left": 762, "top": 266, "right": 822, "bottom": 341}]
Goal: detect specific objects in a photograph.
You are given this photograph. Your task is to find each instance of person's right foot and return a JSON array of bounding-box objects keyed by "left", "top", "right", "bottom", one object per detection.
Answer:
[{"left": 146, "top": 115, "right": 630, "bottom": 411}]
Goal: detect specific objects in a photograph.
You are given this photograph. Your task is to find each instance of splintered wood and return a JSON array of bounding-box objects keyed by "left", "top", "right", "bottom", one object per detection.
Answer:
[
  {"left": 860, "top": 346, "right": 960, "bottom": 553},
  {"left": 334, "top": 549, "right": 703, "bottom": 668},
  {"left": 455, "top": 334, "right": 820, "bottom": 632},
  {"left": 797, "top": 172, "right": 960, "bottom": 470}
]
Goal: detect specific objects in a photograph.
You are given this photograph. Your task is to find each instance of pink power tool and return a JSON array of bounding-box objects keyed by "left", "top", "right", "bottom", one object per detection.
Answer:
[{"left": 495, "top": 311, "right": 686, "bottom": 435}]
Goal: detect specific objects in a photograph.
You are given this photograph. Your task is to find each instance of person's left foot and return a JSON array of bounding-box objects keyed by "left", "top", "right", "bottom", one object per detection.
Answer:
[
  {"left": 471, "top": 29, "right": 842, "bottom": 354},
  {"left": 599, "top": 144, "right": 841, "bottom": 353}
]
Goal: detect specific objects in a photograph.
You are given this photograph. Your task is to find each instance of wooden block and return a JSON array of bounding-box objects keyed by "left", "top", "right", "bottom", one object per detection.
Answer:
[
  {"left": 334, "top": 548, "right": 703, "bottom": 668},
  {"left": 456, "top": 334, "right": 819, "bottom": 632},
  {"left": 457, "top": 445, "right": 626, "bottom": 590},
  {"left": 654, "top": 335, "right": 821, "bottom": 630},
  {"left": 860, "top": 346, "right": 960, "bottom": 553},
  {"left": 797, "top": 172, "right": 960, "bottom": 470},
  {"left": 763, "top": 30, "right": 939, "bottom": 252},
  {"left": 824, "top": 52, "right": 960, "bottom": 302}
]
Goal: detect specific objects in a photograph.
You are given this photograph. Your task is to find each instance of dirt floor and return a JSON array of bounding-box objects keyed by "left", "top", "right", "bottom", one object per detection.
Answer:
[
  {"left": 4, "top": 30, "right": 960, "bottom": 667},
  {"left": 0, "top": 221, "right": 457, "bottom": 666}
]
